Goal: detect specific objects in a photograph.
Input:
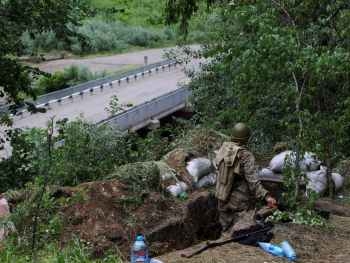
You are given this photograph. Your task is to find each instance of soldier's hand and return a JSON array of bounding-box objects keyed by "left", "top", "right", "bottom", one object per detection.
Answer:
[{"left": 265, "top": 195, "right": 277, "bottom": 209}]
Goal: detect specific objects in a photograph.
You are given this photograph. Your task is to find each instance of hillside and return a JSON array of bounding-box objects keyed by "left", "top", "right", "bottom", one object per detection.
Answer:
[{"left": 90, "top": 0, "right": 166, "bottom": 27}]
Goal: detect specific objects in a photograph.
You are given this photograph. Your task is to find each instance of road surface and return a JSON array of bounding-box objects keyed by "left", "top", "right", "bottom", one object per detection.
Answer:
[
  {"left": 12, "top": 66, "right": 188, "bottom": 129},
  {"left": 33, "top": 47, "right": 175, "bottom": 74}
]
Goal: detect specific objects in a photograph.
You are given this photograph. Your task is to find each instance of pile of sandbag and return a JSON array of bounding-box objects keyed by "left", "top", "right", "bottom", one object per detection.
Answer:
[
  {"left": 163, "top": 157, "right": 217, "bottom": 197},
  {"left": 186, "top": 158, "right": 216, "bottom": 189},
  {"left": 259, "top": 151, "right": 345, "bottom": 194}
]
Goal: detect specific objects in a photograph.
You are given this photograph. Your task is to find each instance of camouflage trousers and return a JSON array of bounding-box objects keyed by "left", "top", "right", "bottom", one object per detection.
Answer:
[{"left": 218, "top": 190, "right": 256, "bottom": 237}]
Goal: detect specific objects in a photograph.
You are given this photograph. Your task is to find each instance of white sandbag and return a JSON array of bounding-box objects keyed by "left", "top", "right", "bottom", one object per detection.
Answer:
[
  {"left": 299, "top": 152, "right": 321, "bottom": 172},
  {"left": 258, "top": 168, "right": 275, "bottom": 177},
  {"left": 306, "top": 168, "right": 327, "bottom": 194},
  {"left": 332, "top": 172, "right": 345, "bottom": 190},
  {"left": 186, "top": 158, "right": 214, "bottom": 183},
  {"left": 270, "top": 151, "right": 321, "bottom": 173},
  {"left": 166, "top": 181, "right": 188, "bottom": 197},
  {"left": 269, "top": 151, "right": 296, "bottom": 173},
  {"left": 150, "top": 259, "right": 164, "bottom": 263},
  {"left": 0, "top": 197, "right": 10, "bottom": 241},
  {"left": 196, "top": 173, "right": 216, "bottom": 188}
]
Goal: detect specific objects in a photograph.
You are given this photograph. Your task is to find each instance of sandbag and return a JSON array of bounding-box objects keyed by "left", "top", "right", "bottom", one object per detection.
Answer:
[
  {"left": 196, "top": 173, "right": 216, "bottom": 188},
  {"left": 306, "top": 168, "right": 327, "bottom": 194},
  {"left": 332, "top": 172, "right": 345, "bottom": 190},
  {"left": 258, "top": 168, "right": 275, "bottom": 177},
  {"left": 270, "top": 151, "right": 321, "bottom": 173},
  {"left": 299, "top": 152, "right": 321, "bottom": 172},
  {"left": 166, "top": 181, "right": 188, "bottom": 197},
  {"left": 186, "top": 158, "right": 214, "bottom": 183},
  {"left": 269, "top": 151, "right": 296, "bottom": 173}
]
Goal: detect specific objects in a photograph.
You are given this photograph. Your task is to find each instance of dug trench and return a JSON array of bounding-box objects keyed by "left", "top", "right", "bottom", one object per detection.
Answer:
[{"left": 57, "top": 180, "right": 222, "bottom": 259}]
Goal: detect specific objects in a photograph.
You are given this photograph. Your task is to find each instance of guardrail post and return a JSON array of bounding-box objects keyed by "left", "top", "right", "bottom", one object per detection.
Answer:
[
  {"left": 134, "top": 75, "right": 137, "bottom": 80},
  {"left": 118, "top": 79, "right": 121, "bottom": 85},
  {"left": 126, "top": 77, "right": 129, "bottom": 83},
  {"left": 109, "top": 82, "right": 113, "bottom": 88}
]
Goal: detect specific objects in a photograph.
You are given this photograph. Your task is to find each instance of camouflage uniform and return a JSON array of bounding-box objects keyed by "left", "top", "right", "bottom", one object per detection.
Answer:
[{"left": 215, "top": 142, "right": 268, "bottom": 235}]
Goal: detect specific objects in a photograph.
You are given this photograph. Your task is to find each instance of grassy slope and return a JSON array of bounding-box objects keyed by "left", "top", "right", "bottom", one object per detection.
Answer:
[{"left": 90, "top": 0, "right": 166, "bottom": 27}]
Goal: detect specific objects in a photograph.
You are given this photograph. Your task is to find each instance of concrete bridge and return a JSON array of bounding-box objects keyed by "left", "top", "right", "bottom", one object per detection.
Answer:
[{"left": 0, "top": 59, "right": 193, "bottom": 158}]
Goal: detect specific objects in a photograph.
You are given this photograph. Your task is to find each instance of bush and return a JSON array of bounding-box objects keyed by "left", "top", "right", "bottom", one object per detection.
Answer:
[
  {"left": 21, "top": 31, "right": 66, "bottom": 56},
  {"left": 34, "top": 65, "right": 106, "bottom": 94},
  {"left": 21, "top": 18, "right": 172, "bottom": 55}
]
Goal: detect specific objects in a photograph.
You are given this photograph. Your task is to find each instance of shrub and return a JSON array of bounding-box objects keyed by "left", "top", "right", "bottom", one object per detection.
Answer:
[
  {"left": 21, "top": 31, "right": 65, "bottom": 56},
  {"left": 34, "top": 65, "right": 106, "bottom": 95},
  {"left": 21, "top": 18, "right": 172, "bottom": 55},
  {"left": 126, "top": 26, "right": 164, "bottom": 47}
]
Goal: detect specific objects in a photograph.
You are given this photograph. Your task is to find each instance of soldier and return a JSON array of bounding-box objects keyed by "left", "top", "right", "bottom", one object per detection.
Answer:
[{"left": 215, "top": 123, "right": 277, "bottom": 236}]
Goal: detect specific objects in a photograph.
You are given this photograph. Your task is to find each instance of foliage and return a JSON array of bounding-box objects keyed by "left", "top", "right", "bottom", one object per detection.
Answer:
[
  {"left": 0, "top": 119, "right": 189, "bottom": 190},
  {"left": 0, "top": 239, "right": 123, "bottom": 263},
  {"left": 0, "top": 128, "right": 47, "bottom": 192},
  {"left": 168, "top": 1, "right": 350, "bottom": 159},
  {"left": 268, "top": 209, "right": 327, "bottom": 227},
  {"left": 2, "top": 181, "right": 63, "bottom": 253},
  {"left": 90, "top": 0, "right": 166, "bottom": 27},
  {"left": 105, "top": 95, "right": 123, "bottom": 116},
  {"left": 71, "top": 18, "right": 171, "bottom": 54},
  {"left": 21, "top": 18, "right": 176, "bottom": 56},
  {"left": 34, "top": 65, "right": 107, "bottom": 94},
  {"left": 0, "top": 0, "right": 88, "bottom": 103},
  {"left": 50, "top": 120, "right": 135, "bottom": 186}
]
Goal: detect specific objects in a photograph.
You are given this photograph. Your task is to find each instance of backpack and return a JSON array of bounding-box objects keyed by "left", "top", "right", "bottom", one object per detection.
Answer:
[{"left": 215, "top": 142, "right": 242, "bottom": 201}]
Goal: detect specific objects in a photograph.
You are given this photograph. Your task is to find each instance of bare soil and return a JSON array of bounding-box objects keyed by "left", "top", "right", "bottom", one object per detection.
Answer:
[
  {"left": 159, "top": 215, "right": 350, "bottom": 263},
  {"left": 59, "top": 180, "right": 220, "bottom": 258}
]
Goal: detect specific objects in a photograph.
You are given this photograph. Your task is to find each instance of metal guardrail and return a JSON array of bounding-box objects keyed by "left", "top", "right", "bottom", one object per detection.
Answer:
[
  {"left": 98, "top": 86, "right": 191, "bottom": 131},
  {"left": 0, "top": 59, "right": 176, "bottom": 114}
]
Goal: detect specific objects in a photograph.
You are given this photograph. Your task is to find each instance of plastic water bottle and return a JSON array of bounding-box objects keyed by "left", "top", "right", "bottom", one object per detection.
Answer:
[
  {"left": 281, "top": 241, "right": 297, "bottom": 261},
  {"left": 258, "top": 242, "right": 284, "bottom": 257},
  {"left": 131, "top": 234, "right": 150, "bottom": 263}
]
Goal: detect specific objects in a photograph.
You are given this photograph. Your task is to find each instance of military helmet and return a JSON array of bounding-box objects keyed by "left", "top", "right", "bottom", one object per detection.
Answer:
[{"left": 232, "top": 123, "right": 251, "bottom": 143}]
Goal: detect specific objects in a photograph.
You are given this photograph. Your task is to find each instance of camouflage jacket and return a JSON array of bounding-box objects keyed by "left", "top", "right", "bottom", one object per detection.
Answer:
[{"left": 215, "top": 142, "right": 268, "bottom": 203}]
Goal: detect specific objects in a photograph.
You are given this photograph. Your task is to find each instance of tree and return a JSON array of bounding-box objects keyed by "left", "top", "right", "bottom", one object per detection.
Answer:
[
  {"left": 167, "top": 1, "right": 350, "bottom": 195},
  {"left": 0, "top": 0, "right": 88, "bottom": 105}
]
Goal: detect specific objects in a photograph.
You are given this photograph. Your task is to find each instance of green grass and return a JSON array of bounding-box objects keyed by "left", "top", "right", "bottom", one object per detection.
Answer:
[
  {"left": 0, "top": 240, "right": 124, "bottom": 263},
  {"left": 90, "top": 0, "right": 166, "bottom": 27}
]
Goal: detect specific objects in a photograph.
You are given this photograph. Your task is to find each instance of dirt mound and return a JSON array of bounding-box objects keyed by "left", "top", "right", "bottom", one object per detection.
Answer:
[
  {"left": 159, "top": 215, "right": 350, "bottom": 263},
  {"left": 60, "top": 181, "right": 220, "bottom": 258}
]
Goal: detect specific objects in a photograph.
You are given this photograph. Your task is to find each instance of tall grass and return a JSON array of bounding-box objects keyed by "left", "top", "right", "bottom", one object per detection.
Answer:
[
  {"left": 0, "top": 240, "right": 123, "bottom": 263},
  {"left": 21, "top": 19, "right": 176, "bottom": 56}
]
